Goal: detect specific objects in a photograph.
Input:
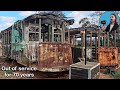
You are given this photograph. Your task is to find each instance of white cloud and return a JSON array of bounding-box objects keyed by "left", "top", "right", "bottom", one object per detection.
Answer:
[
  {"left": 69, "top": 21, "right": 80, "bottom": 28},
  {"left": 0, "top": 22, "right": 14, "bottom": 31},
  {"left": 19, "top": 11, "right": 36, "bottom": 17},
  {"left": 4, "top": 22, "right": 13, "bottom": 27},
  {"left": 67, "top": 11, "right": 95, "bottom": 28},
  {"left": 0, "top": 16, "right": 16, "bottom": 31},
  {"left": 0, "top": 16, "right": 16, "bottom": 22}
]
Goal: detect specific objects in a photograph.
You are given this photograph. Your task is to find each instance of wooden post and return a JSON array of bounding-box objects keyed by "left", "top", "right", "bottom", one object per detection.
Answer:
[
  {"left": 5, "top": 32, "right": 6, "bottom": 44},
  {"left": 104, "top": 33, "right": 106, "bottom": 47},
  {"left": 75, "top": 35, "right": 76, "bottom": 46},
  {"left": 98, "top": 31, "right": 100, "bottom": 47},
  {"left": 48, "top": 24, "right": 51, "bottom": 42},
  {"left": 35, "top": 18, "right": 36, "bottom": 41},
  {"left": 52, "top": 26, "right": 54, "bottom": 42},
  {"left": 3, "top": 31, "right": 5, "bottom": 45},
  {"left": 68, "top": 29, "right": 70, "bottom": 44},
  {"left": 39, "top": 18, "right": 41, "bottom": 42},
  {"left": 21, "top": 21, "right": 24, "bottom": 41},
  {"left": 62, "top": 23, "right": 65, "bottom": 43},
  {"left": 85, "top": 29, "right": 87, "bottom": 65},
  {"left": 61, "top": 28, "right": 63, "bottom": 43},
  {"left": 7, "top": 31, "right": 8, "bottom": 45},
  {"left": 81, "top": 30, "right": 85, "bottom": 60},
  {"left": 90, "top": 31, "right": 92, "bottom": 47},
  {"left": 107, "top": 32, "right": 109, "bottom": 47},
  {"left": 95, "top": 36, "right": 97, "bottom": 59},
  {"left": 114, "top": 30, "right": 116, "bottom": 47},
  {"left": 73, "top": 35, "right": 75, "bottom": 46}
]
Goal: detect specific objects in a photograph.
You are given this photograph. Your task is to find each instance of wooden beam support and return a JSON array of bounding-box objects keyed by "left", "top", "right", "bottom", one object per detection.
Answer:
[{"left": 39, "top": 18, "right": 41, "bottom": 42}]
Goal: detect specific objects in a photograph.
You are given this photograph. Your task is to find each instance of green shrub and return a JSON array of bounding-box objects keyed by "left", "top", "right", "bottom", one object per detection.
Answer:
[{"left": 113, "top": 72, "right": 120, "bottom": 79}]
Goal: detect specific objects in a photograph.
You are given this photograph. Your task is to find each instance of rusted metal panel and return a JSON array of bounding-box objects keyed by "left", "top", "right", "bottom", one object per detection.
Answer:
[
  {"left": 98, "top": 47, "right": 118, "bottom": 67},
  {"left": 38, "top": 43, "right": 72, "bottom": 72}
]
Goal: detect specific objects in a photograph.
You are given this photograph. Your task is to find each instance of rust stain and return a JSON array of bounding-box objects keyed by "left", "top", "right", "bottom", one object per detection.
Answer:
[
  {"left": 38, "top": 43, "right": 72, "bottom": 70},
  {"left": 98, "top": 47, "right": 118, "bottom": 67}
]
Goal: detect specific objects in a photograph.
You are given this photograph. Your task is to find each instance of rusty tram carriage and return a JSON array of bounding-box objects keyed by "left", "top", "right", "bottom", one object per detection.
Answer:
[
  {"left": 1, "top": 12, "right": 120, "bottom": 73},
  {"left": 1, "top": 12, "right": 74, "bottom": 72},
  {"left": 69, "top": 27, "right": 120, "bottom": 68}
]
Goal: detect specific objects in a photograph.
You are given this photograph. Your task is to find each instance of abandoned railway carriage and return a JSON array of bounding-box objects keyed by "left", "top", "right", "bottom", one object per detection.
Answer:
[{"left": 1, "top": 12, "right": 74, "bottom": 72}]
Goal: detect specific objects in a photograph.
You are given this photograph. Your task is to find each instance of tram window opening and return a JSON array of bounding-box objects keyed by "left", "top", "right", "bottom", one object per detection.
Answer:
[{"left": 29, "top": 33, "right": 39, "bottom": 41}]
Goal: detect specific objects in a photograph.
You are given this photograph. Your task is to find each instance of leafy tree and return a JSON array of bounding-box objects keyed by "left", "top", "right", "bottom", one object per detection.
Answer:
[
  {"left": 79, "top": 17, "right": 90, "bottom": 27},
  {"left": 89, "top": 11, "right": 105, "bottom": 26}
]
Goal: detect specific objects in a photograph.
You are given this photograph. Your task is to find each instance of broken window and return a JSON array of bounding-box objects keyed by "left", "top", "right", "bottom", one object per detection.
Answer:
[
  {"left": 29, "top": 33, "right": 39, "bottom": 41},
  {"left": 54, "top": 29, "right": 62, "bottom": 42},
  {"left": 29, "top": 26, "right": 39, "bottom": 41}
]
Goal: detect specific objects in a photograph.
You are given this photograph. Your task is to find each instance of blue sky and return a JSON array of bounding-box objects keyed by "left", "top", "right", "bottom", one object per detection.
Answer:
[{"left": 0, "top": 11, "right": 96, "bottom": 31}]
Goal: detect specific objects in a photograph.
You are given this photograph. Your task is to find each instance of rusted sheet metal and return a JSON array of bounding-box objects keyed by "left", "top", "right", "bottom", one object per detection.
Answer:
[
  {"left": 38, "top": 43, "right": 72, "bottom": 72},
  {"left": 98, "top": 47, "right": 118, "bottom": 67}
]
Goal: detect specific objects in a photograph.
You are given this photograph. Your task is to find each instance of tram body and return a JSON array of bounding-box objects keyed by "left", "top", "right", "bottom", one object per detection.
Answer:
[{"left": 1, "top": 13, "right": 74, "bottom": 72}]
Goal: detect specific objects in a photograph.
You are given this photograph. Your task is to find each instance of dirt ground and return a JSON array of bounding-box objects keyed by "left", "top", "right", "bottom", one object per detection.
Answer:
[
  {"left": 0, "top": 53, "right": 120, "bottom": 79},
  {"left": 0, "top": 57, "right": 69, "bottom": 79}
]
